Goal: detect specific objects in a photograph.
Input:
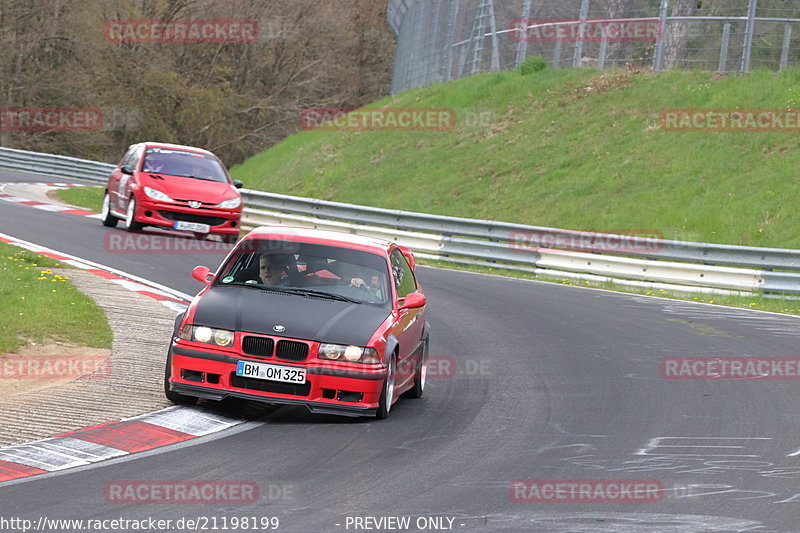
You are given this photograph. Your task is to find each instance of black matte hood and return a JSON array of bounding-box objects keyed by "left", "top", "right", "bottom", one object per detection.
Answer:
[{"left": 192, "top": 286, "right": 390, "bottom": 346}]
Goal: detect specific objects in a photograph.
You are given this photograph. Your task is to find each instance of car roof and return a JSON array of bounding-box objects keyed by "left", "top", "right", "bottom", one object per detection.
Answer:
[
  {"left": 242, "top": 226, "right": 394, "bottom": 255},
  {"left": 140, "top": 142, "right": 216, "bottom": 156}
]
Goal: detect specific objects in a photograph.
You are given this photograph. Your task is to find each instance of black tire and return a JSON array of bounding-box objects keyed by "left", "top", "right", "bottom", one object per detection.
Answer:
[
  {"left": 125, "top": 196, "right": 143, "bottom": 232},
  {"left": 100, "top": 192, "right": 118, "bottom": 227},
  {"left": 406, "top": 337, "right": 428, "bottom": 399},
  {"left": 375, "top": 353, "right": 396, "bottom": 419},
  {"left": 164, "top": 352, "right": 198, "bottom": 405}
]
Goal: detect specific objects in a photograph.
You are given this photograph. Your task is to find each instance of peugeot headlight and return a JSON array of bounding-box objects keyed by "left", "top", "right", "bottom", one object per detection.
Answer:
[
  {"left": 318, "top": 343, "right": 380, "bottom": 364},
  {"left": 216, "top": 197, "right": 241, "bottom": 209},
  {"left": 178, "top": 324, "right": 234, "bottom": 347},
  {"left": 144, "top": 186, "right": 174, "bottom": 203}
]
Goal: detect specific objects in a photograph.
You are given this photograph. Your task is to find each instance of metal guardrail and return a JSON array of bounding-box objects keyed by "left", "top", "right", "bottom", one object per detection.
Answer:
[
  {"left": 3, "top": 146, "right": 800, "bottom": 295},
  {"left": 0, "top": 146, "right": 115, "bottom": 183}
]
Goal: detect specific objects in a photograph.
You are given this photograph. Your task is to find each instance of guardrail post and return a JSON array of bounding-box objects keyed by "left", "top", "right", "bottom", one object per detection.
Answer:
[
  {"left": 719, "top": 23, "right": 731, "bottom": 72},
  {"left": 741, "top": 0, "right": 758, "bottom": 73},
  {"left": 572, "top": 0, "right": 591, "bottom": 68},
  {"left": 780, "top": 24, "right": 792, "bottom": 71}
]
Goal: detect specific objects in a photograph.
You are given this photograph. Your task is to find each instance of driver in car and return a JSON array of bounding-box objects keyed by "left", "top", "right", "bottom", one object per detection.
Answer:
[{"left": 258, "top": 254, "right": 286, "bottom": 285}]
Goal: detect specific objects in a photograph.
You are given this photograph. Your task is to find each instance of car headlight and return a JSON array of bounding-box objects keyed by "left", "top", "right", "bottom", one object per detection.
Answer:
[
  {"left": 216, "top": 197, "right": 241, "bottom": 209},
  {"left": 318, "top": 343, "right": 380, "bottom": 364},
  {"left": 144, "top": 186, "right": 174, "bottom": 203},
  {"left": 178, "top": 324, "right": 234, "bottom": 347}
]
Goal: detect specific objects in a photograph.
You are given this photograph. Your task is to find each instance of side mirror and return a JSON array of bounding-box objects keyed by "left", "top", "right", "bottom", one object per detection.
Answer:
[
  {"left": 192, "top": 265, "right": 214, "bottom": 284},
  {"left": 397, "top": 245, "right": 416, "bottom": 271},
  {"left": 233, "top": 180, "right": 243, "bottom": 189},
  {"left": 120, "top": 165, "right": 134, "bottom": 175},
  {"left": 399, "top": 292, "right": 426, "bottom": 310}
]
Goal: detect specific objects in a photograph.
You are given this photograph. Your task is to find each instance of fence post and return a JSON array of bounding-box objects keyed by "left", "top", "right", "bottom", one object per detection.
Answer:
[
  {"left": 443, "top": 0, "right": 460, "bottom": 82},
  {"left": 426, "top": 0, "right": 443, "bottom": 84},
  {"left": 719, "top": 23, "right": 731, "bottom": 72},
  {"left": 780, "top": 24, "right": 792, "bottom": 71},
  {"left": 653, "top": 0, "right": 670, "bottom": 71},
  {"left": 572, "top": 0, "right": 591, "bottom": 68},
  {"left": 489, "top": 0, "right": 500, "bottom": 71},
  {"left": 515, "top": 0, "right": 533, "bottom": 67},
  {"left": 554, "top": 36, "right": 563, "bottom": 68},
  {"left": 741, "top": 0, "right": 758, "bottom": 73},
  {"left": 407, "top": 2, "right": 425, "bottom": 88},
  {"left": 598, "top": 32, "right": 608, "bottom": 70}
]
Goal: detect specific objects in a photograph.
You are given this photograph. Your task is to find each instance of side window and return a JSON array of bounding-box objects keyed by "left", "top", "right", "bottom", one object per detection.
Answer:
[
  {"left": 121, "top": 145, "right": 140, "bottom": 169},
  {"left": 118, "top": 146, "right": 135, "bottom": 168},
  {"left": 390, "top": 249, "right": 417, "bottom": 298}
]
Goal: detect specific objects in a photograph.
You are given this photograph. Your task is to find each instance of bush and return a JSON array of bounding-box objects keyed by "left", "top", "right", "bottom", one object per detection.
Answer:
[{"left": 518, "top": 55, "right": 548, "bottom": 75}]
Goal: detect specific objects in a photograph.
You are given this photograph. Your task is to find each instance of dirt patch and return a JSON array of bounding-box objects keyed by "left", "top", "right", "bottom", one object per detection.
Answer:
[
  {"left": 558, "top": 71, "right": 634, "bottom": 106},
  {"left": 0, "top": 344, "right": 111, "bottom": 400},
  {"left": 0, "top": 267, "right": 176, "bottom": 447}
]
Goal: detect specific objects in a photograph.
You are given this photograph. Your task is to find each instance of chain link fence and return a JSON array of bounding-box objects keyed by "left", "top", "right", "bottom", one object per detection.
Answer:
[{"left": 388, "top": 0, "right": 800, "bottom": 93}]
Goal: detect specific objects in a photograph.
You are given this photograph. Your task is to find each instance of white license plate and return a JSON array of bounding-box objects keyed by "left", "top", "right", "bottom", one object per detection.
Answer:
[
  {"left": 174, "top": 221, "right": 210, "bottom": 233},
  {"left": 236, "top": 361, "right": 307, "bottom": 384}
]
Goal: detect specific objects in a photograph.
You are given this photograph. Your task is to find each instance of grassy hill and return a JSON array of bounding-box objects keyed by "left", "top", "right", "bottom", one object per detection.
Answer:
[{"left": 231, "top": 66, "right": 800, "bottom": 249}]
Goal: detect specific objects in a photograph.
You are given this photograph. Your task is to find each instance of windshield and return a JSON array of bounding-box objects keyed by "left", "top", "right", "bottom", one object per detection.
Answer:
[
  {"left": 214, "top": 239, "right": 391, "bottom": 307},
  {"left": 141, "top": 147, "right": 229, "bottom": 183}
]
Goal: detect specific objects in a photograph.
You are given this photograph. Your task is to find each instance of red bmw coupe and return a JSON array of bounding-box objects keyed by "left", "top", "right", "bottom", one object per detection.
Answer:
[{"left": 165, "top": 226, "right": 430, "bottom": 419}]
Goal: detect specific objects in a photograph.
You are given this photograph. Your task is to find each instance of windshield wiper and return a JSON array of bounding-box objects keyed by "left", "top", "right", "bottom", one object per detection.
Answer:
[
  {"left": 280, "top": 288, "right": 362, "bottom": 304},
  {"left": 223, "top": 282, "right": 291, "bottom": 294},
  {"left": 221, "top": 283, "right": 361, "bottom": 303}
]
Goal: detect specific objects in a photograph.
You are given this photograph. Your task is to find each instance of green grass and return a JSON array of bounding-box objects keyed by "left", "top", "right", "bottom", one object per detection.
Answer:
[
  {"left": 55, "top": 69, "right": 800, "bottom": 315},
  {"left": 231, "top": 67, "right": 800, "bottom": 248},
  {"left": 0, "top": 242, "right": 112, "bottom": 353},
  {"left": 57, "top": 187, "right": 103, "bottom": 211}
]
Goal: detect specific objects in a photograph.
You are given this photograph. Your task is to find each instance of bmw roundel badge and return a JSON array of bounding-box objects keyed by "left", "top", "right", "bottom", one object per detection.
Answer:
[{"left": 273, "top": 325, "right": 286, "bottom": 332}]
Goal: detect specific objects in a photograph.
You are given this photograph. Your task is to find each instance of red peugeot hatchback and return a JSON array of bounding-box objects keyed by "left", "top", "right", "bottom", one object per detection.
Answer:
[
  {"left": 101, "top": 142, "right": 243, "bottom": 242},
  {"left": 165, "top": 226, "right": 430, "bottom": 419}
]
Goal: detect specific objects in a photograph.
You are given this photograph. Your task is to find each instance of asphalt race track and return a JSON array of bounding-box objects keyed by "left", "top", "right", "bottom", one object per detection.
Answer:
[{"left": 3, "top": 169, "right": 800, "bottom": 532}]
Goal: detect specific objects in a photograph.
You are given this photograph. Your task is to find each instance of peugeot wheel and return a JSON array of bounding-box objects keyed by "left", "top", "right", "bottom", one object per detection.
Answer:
[
  {"left": 125, "top": 196, "right": 143, "bottom": 232},
  {"left": 100, "top": 192, "right": 118, "bottom": 227}
]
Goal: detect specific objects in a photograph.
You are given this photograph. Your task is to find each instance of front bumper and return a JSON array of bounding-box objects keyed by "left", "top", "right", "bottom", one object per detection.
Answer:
[
  {"left": 135, "top": 198, "right": 240, "bottom": 235},
  {"left": 168, "top": 345, "right": 386, "bottom": 417}
]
